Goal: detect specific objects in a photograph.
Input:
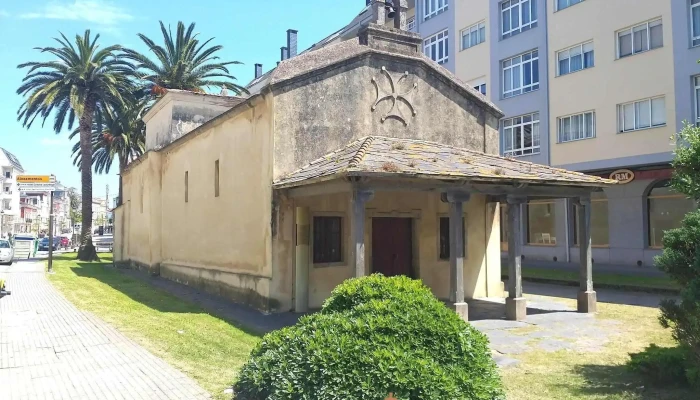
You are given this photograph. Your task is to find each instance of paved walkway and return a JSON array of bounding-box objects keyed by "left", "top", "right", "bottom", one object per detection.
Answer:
[{"left": 0, "top": 261, "right": 210, "bottom": 400}]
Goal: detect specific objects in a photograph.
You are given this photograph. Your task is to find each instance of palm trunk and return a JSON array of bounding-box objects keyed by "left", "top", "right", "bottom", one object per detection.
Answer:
[{"left": 76, "top": 100, "right": 98, "bottom": 261}]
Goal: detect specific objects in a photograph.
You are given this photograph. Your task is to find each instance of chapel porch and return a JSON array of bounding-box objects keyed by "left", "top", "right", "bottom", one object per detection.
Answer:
[{"left": 273, "top": 136, "right": 615, "bottom": 321}]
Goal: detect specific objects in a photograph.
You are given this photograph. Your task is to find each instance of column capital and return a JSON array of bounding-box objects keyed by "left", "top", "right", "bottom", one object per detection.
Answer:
[
  {"left": 353, "top": 189, "right": 374, "bottom": 203},
  {"left": 574, "top": 195, "right": 592, "bottom": 206},
  {"left": 506, "top": 195, "right": 527, "bottom": 205},
  {"left": 445, "top": 191, "right": 471, "bottom": 203}
]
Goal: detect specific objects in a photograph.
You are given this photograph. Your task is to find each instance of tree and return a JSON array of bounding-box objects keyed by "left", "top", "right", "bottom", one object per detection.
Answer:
[
  {"left": 69, "top": 99, "right": 147, "bottom": 204},
  {"left": 16, "top": 30, "right": 134, "bottom": 260},
  {"left": 122, "top": 21, "right": 247, "bottom": 95},
  {"left": 654, "top": 122, "right": 700, "bottom": 386}
]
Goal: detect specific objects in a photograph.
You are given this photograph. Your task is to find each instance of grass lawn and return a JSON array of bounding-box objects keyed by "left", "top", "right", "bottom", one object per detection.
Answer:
[
  {"left": 47, "top": 254, "right": 692, "bottom": 399},
  {"left": 503, "top": 266, "right": 679, "bottom": 292},
  {"left": 47, "top": 254, "right": 260, "bottom": 400}
]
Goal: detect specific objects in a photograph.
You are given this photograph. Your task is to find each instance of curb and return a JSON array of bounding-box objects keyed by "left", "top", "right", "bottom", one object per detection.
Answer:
[{"left": 502, "top": 275, "right": 680, "bottom": 296}]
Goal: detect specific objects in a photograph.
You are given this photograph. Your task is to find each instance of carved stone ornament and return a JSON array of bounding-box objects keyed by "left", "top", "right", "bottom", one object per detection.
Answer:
[{"left": 371, "top": 66, "right": 417, "bottom": 126}]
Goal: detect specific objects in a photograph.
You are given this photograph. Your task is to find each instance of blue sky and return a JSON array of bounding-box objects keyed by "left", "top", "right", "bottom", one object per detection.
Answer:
[{"left": 0, "top": 0, "right": 363, "bottom": 195}]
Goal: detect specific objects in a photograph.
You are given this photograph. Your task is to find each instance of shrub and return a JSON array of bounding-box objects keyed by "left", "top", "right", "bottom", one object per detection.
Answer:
[
  {"left": 628, "top": 345, "right": 690, "bottom": 386},
  {"left": 233, "top": 274, "right": 504, "bottom": 400}
]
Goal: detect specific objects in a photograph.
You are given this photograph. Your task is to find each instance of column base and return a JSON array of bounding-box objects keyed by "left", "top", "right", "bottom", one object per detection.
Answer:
[
  {"left": 450, "top": 302, "right": 469, "bottom": 321},
  {"left": 577, "top": 290, "right": 597, "bottom": 313},
  {"left": 506, "top": 297, "right": 527, "bottom": 321}
]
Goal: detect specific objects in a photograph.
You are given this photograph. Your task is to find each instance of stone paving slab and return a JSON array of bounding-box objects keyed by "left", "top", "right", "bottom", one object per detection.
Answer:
[{"left": 0, "top": 261, "right": 211, "bottom": 400}]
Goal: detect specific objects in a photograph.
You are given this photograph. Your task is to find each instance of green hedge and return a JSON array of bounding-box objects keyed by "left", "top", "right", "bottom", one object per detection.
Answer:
[
  {"left": 628, "top": 344, "right": 700, "bottom": 389},
  {"left": 233, "top": 274, "right": 504, "bottom": 400}
]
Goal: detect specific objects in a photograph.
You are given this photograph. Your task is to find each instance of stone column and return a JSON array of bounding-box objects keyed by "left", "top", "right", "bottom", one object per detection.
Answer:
[
  {"left": 576, "top": 196, "right": 597, "bottom": 313},
  {"left": 371, "top": 0, "right": 386, "bottom": 25},
  {"left": 294, "top": 207, "right": 310, "bottom": 313},
  {"left": 506, "top": 196, "right": 527, "bottom": 321},
  {"left": 350, "top": 189, "right": 374, "bottom": 278},
  {"left": 447, "top": 192, "right": 470, "bottom": 321},
  {"left": 393, "top": 0, "right": 408, "bottom": 30}
]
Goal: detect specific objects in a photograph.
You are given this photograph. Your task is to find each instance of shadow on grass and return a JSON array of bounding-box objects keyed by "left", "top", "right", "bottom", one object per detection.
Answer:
[
  {"left": 64, "top": 257, "right": 298, "bottom": 337},
  {"left": 558, "top": 363, "right": 696, "bottom": 400}
]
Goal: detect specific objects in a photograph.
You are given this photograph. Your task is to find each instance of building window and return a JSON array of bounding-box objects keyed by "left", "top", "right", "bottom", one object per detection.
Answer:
[
  {"left": 527, "top": 200, "right": 556, "bottom": 245},
  {"left": 313, "top": 216, "right": 342, "bottom": 263},
  {"left": 214, "top": 160, "right": 220, "bottom": 197},
  {"left": 695, "top": 76, "right": 700, "bottom": 126},
  {"left": 184, "top": 171, "right": 189, "bottom": 203},
  {"left": 424, "top": 30, "right": 449, "bottom": 64},
  {"left": 572, "top": 192, "right": 609, "bottom": 247},
  {"left": 501, "top": 0, "right": 537, "bottom": 39},
  {"left": 558, "top": 111, "right": 595, "bottom": 143},
  {"left": 618, "top": 96, "right": 666, "bottom": 133},
  {"left": 3, "top": 186, "right": 8, "bottom": 193},
  {"left": 692, "top": 0, "right": 700, "bottom": 47},
  {"left": 502, "top": 50, "right": 539, "bottom": 98},
  {"left": 424, "top": 0, "right": 448, "bottom": 20},
  {"left": 438, "top": 216, "right": 465, "bottom": 260},
  {"left": 503, "top": 112, "right": 540, "bottom": 157},
  {"left": 4, "top": 171, "right": 10, "bottom": 179},
  {"left": 617, "top": 19, "right": 663, "bottom": 58},
  {"left": 556, "top": 0, "right": 583, "bottom": 11},
  {"left": 647, "top": 180, "right": 696, "bottom": 248},
  {"left": 461, "top": 21, "right": 486, "bottom": 50},
  {"left": 2, "top": 200, "right": 10, "bottom": 211},
  {"left": 474, "top": 83, "right": 487, "bottom": 95},
  {"left": 557, "top": 41, "right": 594, "bottom": 76},
  {"left": 407, "top": 16, "right": 416, "bottom": 31}
]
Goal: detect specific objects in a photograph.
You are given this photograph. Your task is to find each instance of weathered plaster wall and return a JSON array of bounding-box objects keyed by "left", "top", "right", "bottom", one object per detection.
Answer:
[
  {"left": 119, "top": 94, "right": 276, "bottom": 310},
  {"left": 293, "top": 191, "right": 502, "bottom": 309},
  {"left": 272, "top": 57, "right": 500, "bottom": 179}
]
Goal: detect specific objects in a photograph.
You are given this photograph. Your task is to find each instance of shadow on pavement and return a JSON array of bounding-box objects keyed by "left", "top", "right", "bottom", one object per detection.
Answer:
[
  {"left": 69, "top": 259, "right": 299, "bottom": 336},
  {"left": 523, "top": 282, "right": 673, "bottom": 308}
]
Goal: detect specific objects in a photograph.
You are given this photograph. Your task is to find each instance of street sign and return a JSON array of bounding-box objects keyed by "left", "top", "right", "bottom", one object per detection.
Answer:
[
  {"left": 18, "top": 183, "right": 58, "bottom": 192},
  {"left": 17, "top": 175, "right": 54, "bottom": 183}
]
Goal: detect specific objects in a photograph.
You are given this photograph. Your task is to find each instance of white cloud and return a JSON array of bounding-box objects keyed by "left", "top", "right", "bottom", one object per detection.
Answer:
[
  {"left": 20, "top": 0, "right": 133, "bottom": 26},
  {"left": 40, "top": 138, "right": 69, "bottom": 146},
  {"left": 0, "top": 10, "right": 9, "bottom": 18}
]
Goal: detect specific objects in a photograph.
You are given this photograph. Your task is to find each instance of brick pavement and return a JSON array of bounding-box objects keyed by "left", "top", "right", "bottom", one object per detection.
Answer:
[{"left": 0, "top": 261, "right": 211, "bottom": 400}]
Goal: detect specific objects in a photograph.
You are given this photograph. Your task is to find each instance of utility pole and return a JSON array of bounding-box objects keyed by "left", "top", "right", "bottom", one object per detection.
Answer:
[{"left": 48, "top": 190, "right": 54, "bottom": 273}]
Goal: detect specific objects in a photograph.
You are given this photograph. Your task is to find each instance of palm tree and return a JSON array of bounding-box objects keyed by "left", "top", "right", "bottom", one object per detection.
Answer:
[
  {"left": 16, "top": 30, "right": 134, "bottom": 261},
  {"left": 70, "top": 100, "right": 147, "bottom": 204},
  {"left": 123, "top": 21, "right": 247, "bottom": 95}
]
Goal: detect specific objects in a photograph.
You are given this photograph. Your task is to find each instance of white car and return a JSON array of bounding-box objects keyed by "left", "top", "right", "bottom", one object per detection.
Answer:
[{"left": 0, "top": 240, "right": 14, "bottom": 265}]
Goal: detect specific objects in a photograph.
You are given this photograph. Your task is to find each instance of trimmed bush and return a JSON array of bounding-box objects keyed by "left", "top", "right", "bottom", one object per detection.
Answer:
[
  {"left": 628, "top": 345, "right": 690, "bottom": 387},
  {"left": 233, "top": 274, "right": 504, "bottom": 400}
]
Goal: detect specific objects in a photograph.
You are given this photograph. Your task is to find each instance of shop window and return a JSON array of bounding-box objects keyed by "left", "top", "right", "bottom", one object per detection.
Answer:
[
  {"left": 647, "top": 180, "right": 696, "bottom": 248},
  {"left": 527, "top": 201, "right": 556, "bottom": 245},
  {"left": 313, "top": 216, "right": 342, "bottom": 263},
  {"left": 438, "top": 216, "right": 465, "bottom": 260},
  {"left": 573, "top": 192, "right": 609, "bottom": 246}
]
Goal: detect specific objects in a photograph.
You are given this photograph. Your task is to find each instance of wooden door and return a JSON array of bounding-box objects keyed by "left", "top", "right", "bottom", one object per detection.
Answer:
[{"left": 371, "top": 218, "right": 413, "bottom": 277}]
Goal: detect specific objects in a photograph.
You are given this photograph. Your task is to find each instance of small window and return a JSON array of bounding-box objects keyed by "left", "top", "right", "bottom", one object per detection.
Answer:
[
  {"left": 557, "top": 111, "right": 595, "bottom": 143},
  {"left": 618, "top": 96, "right": 666, "bottom": 132},
  {"left": 184, "top": 171, "right": 189, "bottom": 203},
  {"left": 313, "top": 216, "right": 342, "bottom": 263},
  {"left": 501, "top": 0, "right": 537, "bottom": 39},
  {"left": 407, "top": 16, "right": 416, "bottom": 31},
  {"left": 461, "top": 21, "right": 486, "bottom": 50},
  {"left": 474, "top": 83, "right": 487, "bottom": 95},
  {"left": 692, "top": 0, "right": 700, "bottom": 47},
  {"left": 424, "top": 0, "right": 448, "bottom": 20},
  {"left": 617, "top": 19, "right": 663, "bottom": 58},
  {"left": 557, "top": 41, "right": 594, "bottom": 76},
  {"left": 4, "top": 171, "right": 10, "bottom": 178},
  {"left": 424, "top": 29, "right": 449, "bottom": 64},
  {"left": 214, "top": 160, "right": 220, "bottom": 197},
  {"left": 438, "top": 216, "right": 466, "bottom": 260},
  {"left": 556, "top": 0, "right": 583, "bottom": 11}
]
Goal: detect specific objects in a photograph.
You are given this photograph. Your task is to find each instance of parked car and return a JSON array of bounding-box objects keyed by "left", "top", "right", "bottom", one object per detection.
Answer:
[
  {"left": 59, "top": 236, "right": 70, "bottom": 249},
  {"left": 0, "top": 240, "right": 14, "bottom": 265},
  {"left": 38, "top": 237, "right": 60, "bottom": 251}
]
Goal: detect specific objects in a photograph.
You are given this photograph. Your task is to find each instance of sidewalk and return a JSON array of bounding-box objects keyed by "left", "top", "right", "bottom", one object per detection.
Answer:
[{"left": 0, "top": 260, "right": 210, "bottom": 400}]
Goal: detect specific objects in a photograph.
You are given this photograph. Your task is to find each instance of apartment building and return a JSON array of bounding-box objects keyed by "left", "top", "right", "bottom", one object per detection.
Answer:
[
  {"left": 396, "top": 0, "right": 699, "bottom": 266},
  {"left": 0, "top": 148, "right": 24, "bottom": 236}
]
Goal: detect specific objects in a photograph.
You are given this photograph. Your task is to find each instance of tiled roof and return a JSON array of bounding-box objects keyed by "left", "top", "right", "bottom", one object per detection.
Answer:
[{"left": 273, "top": 136, "right": 616, "bottom": 188}]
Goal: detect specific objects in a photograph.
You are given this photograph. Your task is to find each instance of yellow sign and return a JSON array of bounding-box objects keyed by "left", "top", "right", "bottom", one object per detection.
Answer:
[
  {"left": 609, "top": 169, "right": 635, "bottom": 184},
  {"left": 17, "top": 175, "right": 52, "bottom": 183}
]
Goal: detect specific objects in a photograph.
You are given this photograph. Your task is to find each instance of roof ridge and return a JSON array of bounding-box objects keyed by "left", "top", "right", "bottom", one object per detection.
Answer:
[{"left": 348, "top": 136, "right": 375, "bottom": 168}]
